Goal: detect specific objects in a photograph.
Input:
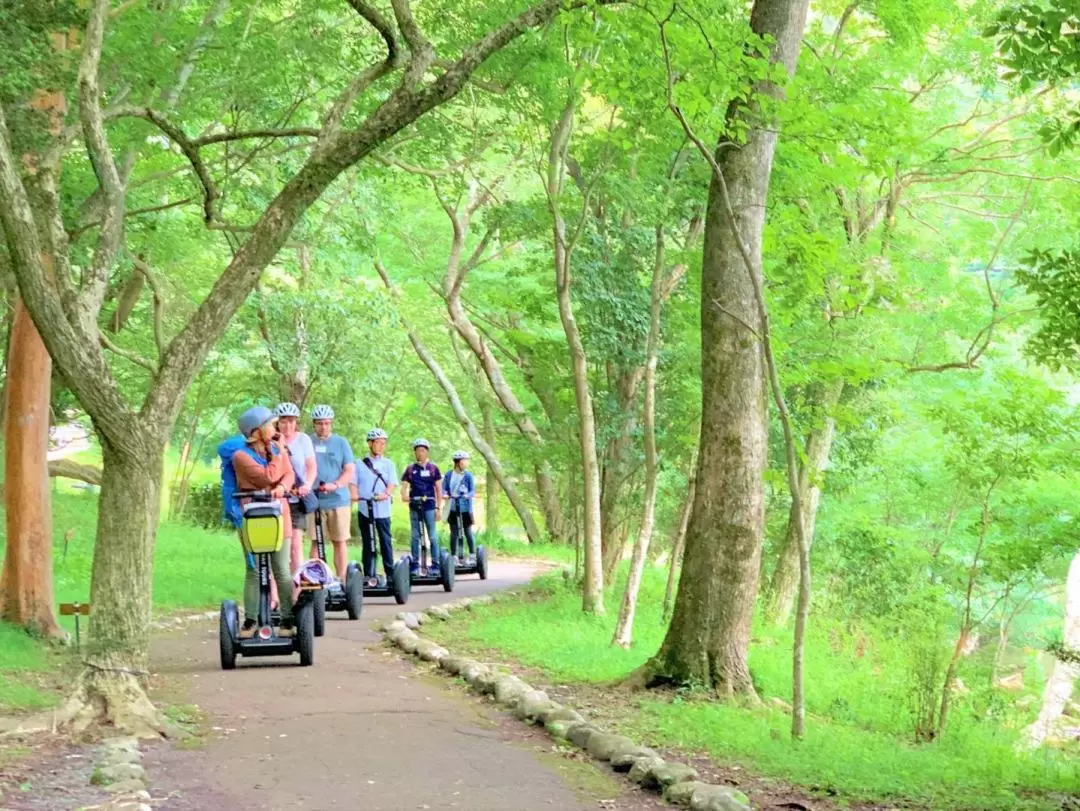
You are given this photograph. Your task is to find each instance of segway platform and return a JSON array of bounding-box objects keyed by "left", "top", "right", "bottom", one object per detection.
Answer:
[
  {"left": 407, "top": 551, "right": 455, "bottom": 592},
  {"left": 452, "top": 545, "right": 488, "bottom": 580},
  {"left": 362, "top": 557, "right": 412, "bottom": 604}
]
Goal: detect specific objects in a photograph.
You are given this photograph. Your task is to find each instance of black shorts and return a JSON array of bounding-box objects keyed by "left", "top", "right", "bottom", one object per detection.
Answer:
[{"left": 451, "top": 510, "right": 474, "bottom": 528}]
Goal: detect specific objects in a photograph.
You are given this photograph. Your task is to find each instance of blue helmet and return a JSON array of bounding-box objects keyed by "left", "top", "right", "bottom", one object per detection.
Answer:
[{"left": 238, "top": 406, "right": 274, "bottom": 437}]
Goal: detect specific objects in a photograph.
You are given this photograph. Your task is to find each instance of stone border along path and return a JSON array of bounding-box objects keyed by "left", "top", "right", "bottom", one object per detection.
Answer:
[{"left": 381, "top": 595, "right": 752, "bottom": 811}]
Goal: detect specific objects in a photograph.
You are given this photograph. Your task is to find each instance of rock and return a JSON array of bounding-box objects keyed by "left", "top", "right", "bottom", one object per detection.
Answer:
[
  {"left": 414, "top": 611, "right": 426, "bottom": 625},
  {"left": 102, "top": 736, "right": 140, "bottom": 753},
  {"left": 395, "top": 611, "right": 408, "bottom": 620},
  {"left": 651, "top": 761, "right": 699, "bottom": 789},
  {"left": 403, "top": 613, "right": 421, "bottom": 630},
  {"left": 610, "top": 745, "right": 658, "bottom": 772},
  {"left": 395, "top": 630, "right": 421, "bottom": 654},
  {"left": 546, "top": 719, "right": 574, "bottom": 739},
  {"left": 101, "top": 748, "right": 143, "bottom": 766},
  {"left": 513, "top": 690, "right": 554, "bottom": 723},
  {"left": 665, "top": 780, "right": 712, "bottom": 807},
  {"left": 461, "top": 660, "right": 491, "bottom": 686},
  {"left": 542, "top": 706, "right": 584, "bottom": 726},
  {"left": 565, "top": 721, "right": 601, "bottom": 749},
  {"left": 690, "top": 784, "right": 751, "bottom": 811},
  {"left": 416, "top": 641, "right": 449, "bottom": 663},
  {"left": 628, "top": 755, "right": 665, "bottom": 786},
  {"left": 383, "top": 619, "right": 408, "bottom": 635},
  {"left": 586, "top": 733, "right": 637, "bottom": 762},
  {"left": 456, "top": 598, "right": 474, "bottom": 610},
  {"left": 91, "top": 763, "right": 146, "bottom": 786},
  {"left": 474, "top": 669, "right": 501, "bottom": 695},
  {"left": 103, "top": 778, "right": 149, "bottom": 796},
  {"left": 493, "top": 675, "right": 530, "bottom": 707},
  {"left": 427, "top": 605, "right": 452, "bottom": 621},
  {"left": 439, "top": 656, "right": 467, "bottom": 675},
  {"left": 471, "top": 594, "right": 493, "bottom": 606}
]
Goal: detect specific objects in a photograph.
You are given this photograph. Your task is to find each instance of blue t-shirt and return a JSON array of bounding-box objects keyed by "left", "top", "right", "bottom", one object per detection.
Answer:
[
  {"left": 355, "top": 455, "right": 398, "bottom": 519},
  {"left": 402, "top": 461, "right": 442, "bottom": 510},
  {"left": 308, "top": 433, "right": 355, "bottom": 510}
]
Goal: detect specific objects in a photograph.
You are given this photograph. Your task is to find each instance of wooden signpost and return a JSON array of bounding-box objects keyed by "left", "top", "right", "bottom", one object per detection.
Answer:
[{"left": 59, "top": 602, "right": 90, "bottom": 650}]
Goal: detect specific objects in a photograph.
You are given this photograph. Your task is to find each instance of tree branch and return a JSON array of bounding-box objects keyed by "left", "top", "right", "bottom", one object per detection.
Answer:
[
  {"left": 99, "top": 329, "right": 157, "bottom": 373},
  {"left": 127, "top": 251, "right": 167, "bottom": 358},
  {"left": 345, "top": 0, "right": 399, "bottom": 64}
]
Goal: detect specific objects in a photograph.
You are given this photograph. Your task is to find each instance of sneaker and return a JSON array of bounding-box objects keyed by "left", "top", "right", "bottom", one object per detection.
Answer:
[
  {"left": 278, "top": 622, "right": 295, "bottom": 638},
  {"left": 239, "top": 619, "right": 257, "bottom": 639},
  {"left": 410, "top": 566, "right": 420, "bottom": 577},
  {"left": 429, "top": 566, "right": 440, "bottom": 578}
]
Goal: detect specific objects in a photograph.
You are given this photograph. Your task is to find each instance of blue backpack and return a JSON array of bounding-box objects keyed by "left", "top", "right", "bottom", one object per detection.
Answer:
[{"left": 218, "top": 434, "right": 248, "bottom": 528}]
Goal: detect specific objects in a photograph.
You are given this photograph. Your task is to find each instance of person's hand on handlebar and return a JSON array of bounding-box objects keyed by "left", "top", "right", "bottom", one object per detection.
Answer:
[
  {"left": 297, "top": 483, "right": 311, "bottom": 497},
  {"left": 270, "top": 485, "right": 286, "bottom": 498},
  {"left": 321, "top": 482, "right": 339, "bottom": 493}
]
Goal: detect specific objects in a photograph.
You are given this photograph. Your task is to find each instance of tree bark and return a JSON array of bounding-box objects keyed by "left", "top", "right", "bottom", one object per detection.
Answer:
[
  {"left": 601, "top": 365, "right": 643, "bottom": 580},
  {"left": 0, "top": 299, "right": 62, "bottom": 638},
  {"left": 548, "top": 96, "right": 603, "bottom": 614},
  {"left": 52, "top": 437, "right": 165, "bottom": 736},
  {"left": 612, "top": 229, "right": 669, "bottom": 648},
  {"left": 1025, "top": 551, "right": 1080, "bottom": 747},
  {"left": 766, "top": 379, "right": 843, "bottom": 625},
  {"left": 48, "top": 457, "right": 102, "bottom": 485},
  {"left": 641, "top": 0, "right": 810, "bottom": 694}
]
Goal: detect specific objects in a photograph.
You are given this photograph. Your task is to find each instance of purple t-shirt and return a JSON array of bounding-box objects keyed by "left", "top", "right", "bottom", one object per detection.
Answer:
[{"left": 402, "top": 461, "right": 442, "bottom": 509}]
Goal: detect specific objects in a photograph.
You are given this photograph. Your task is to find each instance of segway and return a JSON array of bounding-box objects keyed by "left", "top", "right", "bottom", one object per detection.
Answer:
[
  {"left": 405, "top": 497, "right": 454, "bottom": 592},
  {"left": 360, "top": 497, "right": 412, "bottom": 604},
  {"left": 307, "top": 483, "right": 364, "bottom": 635},
  {"left": 447, "top": 495, "right": 488, "bottom": 580},
  {"left": 220, "top": 491, "right": 316, "bottom": 669}
]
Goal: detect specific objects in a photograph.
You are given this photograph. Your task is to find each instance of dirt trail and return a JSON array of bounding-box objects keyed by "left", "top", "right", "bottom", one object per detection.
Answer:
[{"left": 140, "top": 561, "right": 658, "bottom": 811}]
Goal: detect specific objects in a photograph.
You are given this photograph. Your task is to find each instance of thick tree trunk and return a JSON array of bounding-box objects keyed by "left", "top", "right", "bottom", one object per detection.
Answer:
[
  {"left": 601, "top": 366, "right": 643, "bottom": 580},
  {"left": 640, "top": 0, "right": 809, "bottom": 693},
  {"left": 613, "top": 231, "right": 667, "bottom": 648},
  {"left": 481, "top": 398, "right": 500, "bottom": 535},
  {"left": 1025, "top": 550, "right": 1080, "bottom": 748},
  {"left": 766, "top": 379, "right": 843, "bottom": 625},
  {"left": 53, "top": 437, "right": 166, "bottom": 736},
  {"left": 0, "top": 299, "right": 62, "bottom": 638}
]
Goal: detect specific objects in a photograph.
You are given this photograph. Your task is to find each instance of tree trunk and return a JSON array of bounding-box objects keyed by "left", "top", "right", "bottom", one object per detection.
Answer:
[
  {"left": 663, "top": 452, "right": 697, "bottom": 621},
  {"left": 53, "top": 437, "right": 166, "bottom": 736},
  {"left": 548, "top": 98, "right": 603, "bottom": 614},
  {"left": 766, "top": 379, "right": 843, "bottom": 625},
  {"left": 481, "top": 398, "right": 500, "bottom": 535},
  {"left": 1025, "top": 550, "right": 1080, "bottom": 748},
  {"left": 48, "top": 458, "right": 102, "bottom": 485},
  {"left": 601, "top": 365, "right": 644, "bottom": 579},
  {"left": 0, "top": 299, "right": 62, "bottom": 638},
  {"left": 613, "top": 230, "right": 667, "bottom": 648},
  {"left": 640, "top": 0, "right": 810, "bottom": 694}
]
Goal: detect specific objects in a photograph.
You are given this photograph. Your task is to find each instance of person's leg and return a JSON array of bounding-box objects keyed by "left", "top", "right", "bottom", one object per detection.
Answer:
[
  {"left": 376, "top": 517, "right": 394, "bottom": 579},
  {"left": 271, "top": 540, "right": 294, "bottom": 624},
  {"left": 409, "top": 507, "right": 421, "bottom": 570},
  {"left": 463, "top": 511, "right": 476, "bottom": 555},
  {"left": 242, "top": 543, "right": 258, "bottom": 635},
  {"left": 424, "top": 508, "right": 441, "bottom": 562},
  {"left": 448, "top": 512, "right": 459, "bottom": 559},
  {"left": 329, "top": 506, "right": 351, "bottom": 580},
  {"left": 359, "top": 512, "right": 375, "bottom": 578}
]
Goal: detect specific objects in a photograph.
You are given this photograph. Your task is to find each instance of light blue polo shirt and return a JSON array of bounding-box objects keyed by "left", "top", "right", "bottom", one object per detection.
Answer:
[
  {"left": 355, "top": 455, "right": 398, "bottom": 519},
  {"left": 309, "top": 433, "right": 354, "bottom": 510}
]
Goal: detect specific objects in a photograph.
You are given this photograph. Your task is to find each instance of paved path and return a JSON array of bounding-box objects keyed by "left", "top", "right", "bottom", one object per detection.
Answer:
[{"left": 143, "top": 562, "right": 657, "bottom": 811}]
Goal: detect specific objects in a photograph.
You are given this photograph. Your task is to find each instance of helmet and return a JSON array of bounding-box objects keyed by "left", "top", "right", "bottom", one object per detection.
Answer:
[
  {"left": 311, "top": 404, "right": 335, "bottom": 421},
  {"left": 452, "top": 450, "right": 470, "bottom": 461},
  {"left": 238, "top": 406, "right": 274, "bottom": 438},
  {"left": 274, "top": 402, "right": 300, "bottom": 418},
  {"left": 367, "top": 428, "right": 388, "bottom": 441},
  {"left": 412, "top": 438, "right": 430, "bottom": 449}
]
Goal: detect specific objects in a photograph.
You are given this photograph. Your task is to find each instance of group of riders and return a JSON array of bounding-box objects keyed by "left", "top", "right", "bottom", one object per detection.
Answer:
[{"left": 223, "top": 402, "right": 477, "bottom": 638}]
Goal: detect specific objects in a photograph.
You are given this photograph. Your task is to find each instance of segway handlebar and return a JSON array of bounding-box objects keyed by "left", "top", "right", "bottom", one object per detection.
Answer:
[{"left": 232, "top": 489, "right": 273, "bottom": 501}]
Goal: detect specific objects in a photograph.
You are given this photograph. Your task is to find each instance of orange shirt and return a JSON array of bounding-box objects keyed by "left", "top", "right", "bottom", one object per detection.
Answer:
[{"left": 232, "top": 445, "right": 295, "bottom": 536}]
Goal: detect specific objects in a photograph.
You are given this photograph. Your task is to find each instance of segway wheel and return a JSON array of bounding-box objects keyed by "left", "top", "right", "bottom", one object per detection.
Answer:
[
  {"left": 345, "top": 570, "right": 364, "bottom": 620},
  {"left": 440, "top": 551, "right": 455, "bottom": 592},
  {"left": 219, "top": 600, "right": 238, "bottom": 670},
  {"left": 313, "top": 588, "right": 327, "bottom": 637},
  {"left": 296, "top": 600, "right": 315, "bottom": 667},
  {"left": 392, "top": 560, "right": 411, "bottom": 605},
  {"left": 476, "top": 545, "right": 488, "bottom": 580}
]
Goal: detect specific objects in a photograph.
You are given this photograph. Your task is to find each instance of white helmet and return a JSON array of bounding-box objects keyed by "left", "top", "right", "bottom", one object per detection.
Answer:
[
  {"left": 311, "top": 404, "right": 335, "bottom": 420},
  {"left": 412, "top": 438, "right": 430, "bottom": 449},
  {"left": 367, "top": 427, "right": 388, "bottom": 441},
  {"left": 452, "top": 450, "right": 470, "bottom": 461},
  {"left": 274, "top": 402, "right": 300, "bottom": 418}
]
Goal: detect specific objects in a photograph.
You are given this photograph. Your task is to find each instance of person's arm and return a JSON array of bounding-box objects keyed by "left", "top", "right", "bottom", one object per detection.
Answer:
[
  {"left": 381, "top": 462, "right": 397, "bottom": 501},
  {"left": 400, "top": 465, "right": 411, "bottom": 502},
  {"left": 301, "top": 437, "right": 317, "bottom": 494},
  {"left": 466, "top": 472, "right": 476, "bottom": 498},
  {"left": 232, "top": 450, "right": 286, "bottom": 491},
  {"left": 336, "top": 462, "right": 355, "bottom": 491},
  {"left": 350, "top": 463, "right": 359, "bottom": 503}
]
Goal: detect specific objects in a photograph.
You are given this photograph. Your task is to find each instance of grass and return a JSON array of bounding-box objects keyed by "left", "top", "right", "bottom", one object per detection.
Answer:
[{"left": 424, "top": 568, "right": 1080, "bottom": 811}]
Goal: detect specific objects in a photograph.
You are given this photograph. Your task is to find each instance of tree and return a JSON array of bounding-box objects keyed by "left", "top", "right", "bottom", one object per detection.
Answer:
[
  {"left": 640, "top": 0, "right": 811, "bottom": 695},
  {"left": 0, "top": 0, "right": 613, "bottom": 733}
]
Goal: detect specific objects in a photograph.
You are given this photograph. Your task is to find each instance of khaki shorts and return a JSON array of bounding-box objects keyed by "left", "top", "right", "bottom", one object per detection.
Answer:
[{"left": 308, "top": 505, "right": 351, "bottom": 543}]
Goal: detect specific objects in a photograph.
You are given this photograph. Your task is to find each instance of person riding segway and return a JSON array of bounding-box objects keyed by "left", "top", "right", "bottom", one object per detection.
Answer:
[
  {"left": 401, "top": 439, "right": 453, "bottom": 592},
  {"left": 354, "top": 428, "right": 410, "bottom": 604},
  {"left": 444, "top": 450, "right": 487, "bottom": 580},
  {"left": 308, "top": 479, "right": 364, "bottom": 627},
  {"left": 219, "top": 407, "right": 316, "bottom": 668}
]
